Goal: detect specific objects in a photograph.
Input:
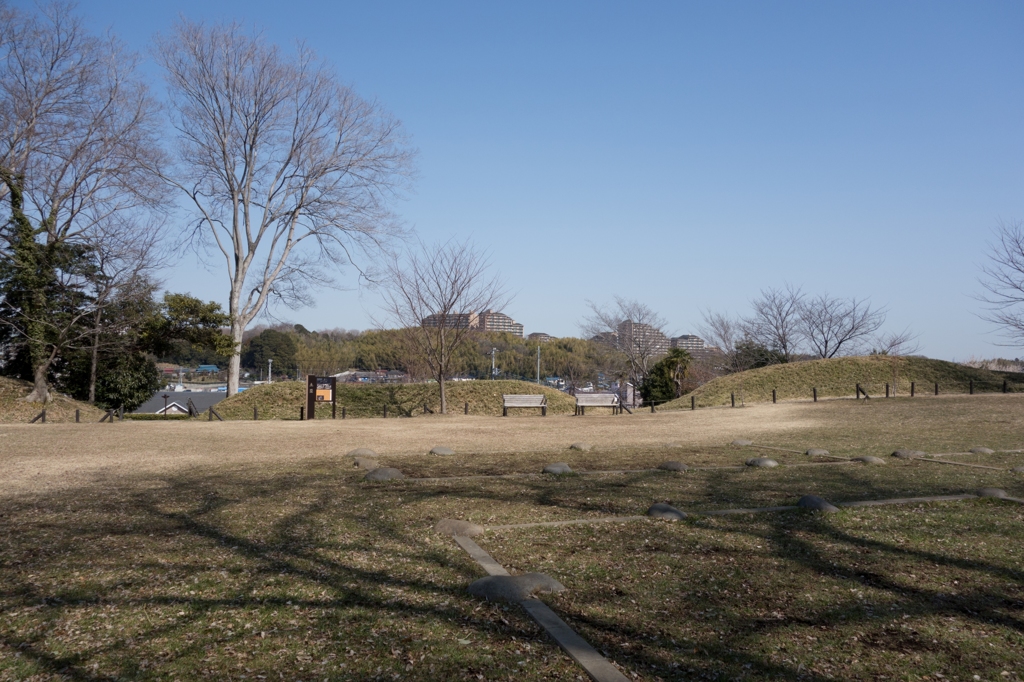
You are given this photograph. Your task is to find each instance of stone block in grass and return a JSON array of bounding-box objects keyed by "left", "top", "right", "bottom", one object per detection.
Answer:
[
  {"left": 569, "top": 442, "right": 592, "bottom": 451},
  {"left": 854, "top": 456, "right": 886, "bottom": 465},
  {"left": 434, "top": 519, "right": 484, "bottom": 537},
  {"left": 352, "top": 456, "right": 379, "bottom": 470},
  {"left": 647, "top": 502, "right": 686, "bottom": 521},
  {"left": 970, "top": 447, "right": 995, "bottom": 454},
  {"left": 364, "top": 467, "right": 405, "bottom": 481},
  {"left": 798, "top": 495, "right": 839, "bottom": 513},
  {"left": 658, "top": 461, "right": 689, "bottom": 472},
  {"left": 543, "top": 463, "right": 573, "bottom": 474},
  {"left": 468, "top": 573, "right": 566, "bottom": 603},
  {"left": 806, "top": 448, "right": 830, "bottom": 457},
  {"left": 430, "top": 446, "right": 455, "bottom": 456},
  {"left": 977, "top": 487, "right": 1007, "bottom": 499},
  {"left": 731, "top": 439, "right": 753, "bottom": 446},
  {"left": 665, "top": 442, "right": 683, "bottom": 449},
  {"left": 348, "top": 447, "right": 377, "bottom": 458},
  {"left": 892, "top": 449, "right": 925, "bottom": 459},
  {"left": 746, "top": 457, "right": 778, "bottom": 468}
]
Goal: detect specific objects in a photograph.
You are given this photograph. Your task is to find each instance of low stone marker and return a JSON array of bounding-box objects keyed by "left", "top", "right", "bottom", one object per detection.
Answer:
[
  {"left": 468, "top": 573, "right": 566, "bottom": 603},
  {"left": 854, "top": 456, "right": 886, "bottom": 465},
  {"left": 434, "top": 519, "right": 485, "bottom": 537},
  {"left": 970, "top": 447, "right": 995, "bottom": 454},
  {"left": 892, "top": 449, "right": 926, "bottom": 459},
  {"left": 977, "top": 487, "right": 1007, "bottom": 499},
  {"left": 352, "top": 456, "right": 379, "bottom": 470},
  {"left": 348, "top": 447, "right": 377, "bottom": 458},
  {"left": 364, "top": 467, "right": 405, "bottom": 481},
  {"left": 798, "top": 495, "right": 840, "bottom": 512},
  {"left": 732, "top": 439, "right": 754, "bottom": 446},
  {"left": 746, "top": 457, "right": 779, "bottom": 468},
  {"left": 430, "top": 446, "right": 455, "bottom": 456},
  {"left": 806, "top": 448, "right": 830, "bottom": 457},
  {"left": 543, "top": 463, "right": 573, "bottom": 474},
  {"left": 658, "top": 461, "right": 689, "bottom": 472},
  {"left": 665, "top": 442, "right": 683, "bottom": 449},
  {"left": 569, "top": 442, "right": 592, "bottom": 451},
  {"left": 647, "top": 502, "right": 686, "bottom": 520}
]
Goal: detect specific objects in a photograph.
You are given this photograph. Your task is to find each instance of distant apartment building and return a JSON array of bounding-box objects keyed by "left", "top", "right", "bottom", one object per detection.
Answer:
[
  {"left": 478, "top": 310, "right": 524, "bottom": 337},
  {"left": 671, "top": 334, "right": 706, "bottom": 351},
  {"left": 420, "top": 310, "right": 524, "bottom": 338},
  {"left": 616, "top": 320, "right": 670, "bottom": 356},
  {"left": 528, "top": 332, "right": 553, "bottom": 343}
]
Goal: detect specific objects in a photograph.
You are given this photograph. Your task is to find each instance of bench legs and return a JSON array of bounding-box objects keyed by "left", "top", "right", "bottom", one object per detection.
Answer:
[
  {"left": 542, "top": 406, "right": 547, "bottom": 416},
  {"left": 502, "top": 407, "right": 507, "bottom": 417}
]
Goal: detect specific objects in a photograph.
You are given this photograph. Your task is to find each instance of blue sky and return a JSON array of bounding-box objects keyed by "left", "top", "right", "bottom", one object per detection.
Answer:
[{"left": 47, "top": 1, "right": 1024, "bottom": 359}]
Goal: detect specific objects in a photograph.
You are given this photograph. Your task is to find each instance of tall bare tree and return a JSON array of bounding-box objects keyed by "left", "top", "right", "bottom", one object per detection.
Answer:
[
  {"left": 697, "top": 309, "right": 747, "bottom": 373},
  {"left": 798, "top": 294, "right": 886, "bottom": 358},
  {"left": 156, "top": 21, "right": 414, "bottom": 394},
  {"left": 978, "top": 220, "right": 1024, "bottom": 346},
  {"left": 742, "top": 284, "right": 804, "bottom": 362},
  {"left": 0, "top": 1, "right": 164, "bottom": 401},
  {"left": 378, "top": 239, "right": 507, "bottom": 414},
  {"left": 583, "top": 298, "right": 668, "bottom": 403}
]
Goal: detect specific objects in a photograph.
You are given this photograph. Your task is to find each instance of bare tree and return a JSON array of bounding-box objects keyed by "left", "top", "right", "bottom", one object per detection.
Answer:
[
  {"left": 798, "top": 294, "right": 886, "bottom": 358},
  {"left": 742, "top": 284, "right": 803, "bottom": 362},
  {"left": 978, "top": 220, "right": 1024, "bottom": 346},
  {"left": 155, "top": 20, "right": 414, "bottom": 394},
  {"left": 0, "top": 2, "right": 164, "bottom": 401},
  {"left": 377, "top": 239, "right": 508, "bottom": 414},
  {"left": 697, "top": 309, "right": 747, "bottom": 373},
  {"left": 582, "top": 298, "right": 668, "bottom": 404},
  {"left": 872, "top": 327, "right": 920, "bottom": 357}
]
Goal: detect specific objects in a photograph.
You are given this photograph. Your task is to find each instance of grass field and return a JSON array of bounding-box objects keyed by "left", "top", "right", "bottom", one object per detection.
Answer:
[
  {"left": 0, "top": 376, "right": 104, "bottom": 423},
  {"left": 662, "top": 355, "right": 1024, "bottom": 409},
  {"left": 1, "top": 396, "right": 1023, "bottom": 680}
]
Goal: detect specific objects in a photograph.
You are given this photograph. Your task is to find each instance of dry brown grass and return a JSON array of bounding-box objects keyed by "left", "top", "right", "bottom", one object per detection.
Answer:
[
  {"left": 2, "top": 395, "right": 1024, "bottom": 680},
  {"left": 0, "top": 376, "right": 104, "bottom": 424}
]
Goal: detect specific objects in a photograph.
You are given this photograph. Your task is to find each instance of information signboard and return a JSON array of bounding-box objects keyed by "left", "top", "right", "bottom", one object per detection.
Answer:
[{"left": 305, "top": 375, "right": 337, "bottom": 420}]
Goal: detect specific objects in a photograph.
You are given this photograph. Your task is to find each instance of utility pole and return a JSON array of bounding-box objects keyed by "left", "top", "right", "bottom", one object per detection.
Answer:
[
  {"left": 491, "top": 347, "right": 496, "bottom": 379},
  {"left": 268, "top": 358, "right": 273, "bottom": 383},
  {"left": 536, "top": 345, "right": 541, "bottom": 383}
]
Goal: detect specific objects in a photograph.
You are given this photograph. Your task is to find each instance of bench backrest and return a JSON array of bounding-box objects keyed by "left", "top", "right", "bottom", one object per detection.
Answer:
[
  {"left": 503, "top": 394, "right": 547, "bottom": 407},
  {"left": 575, "top": 393, "right": 619, "bottom": 406}
]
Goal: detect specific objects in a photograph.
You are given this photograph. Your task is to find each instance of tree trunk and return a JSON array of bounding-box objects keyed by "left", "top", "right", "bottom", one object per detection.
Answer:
[
  {"left": 88, "top": 311, "right": 102, "bottom": 403},
  {"left": 23, "top": 348, "right": 57, "bottom": 403},
  {"left": 227, "top": 320, "right": 244, "bottom": 395},
  {"left": 439, "top": 376, "right": 447, "bottom": 414}
]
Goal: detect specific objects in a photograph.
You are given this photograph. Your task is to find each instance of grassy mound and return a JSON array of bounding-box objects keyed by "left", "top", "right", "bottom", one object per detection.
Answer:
[
  {"left": 661, "top": 355, "right": 1024, "bottom": 409},
  {"left": 0, "top": 376, "right": 106, "bottom": 423},
  {"left": 216, "top": 379, "right": 577, "bottom": 420}
]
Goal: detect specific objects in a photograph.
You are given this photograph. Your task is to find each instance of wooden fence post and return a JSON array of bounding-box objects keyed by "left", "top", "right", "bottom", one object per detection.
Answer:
[
  {"left": 464, "top": 401, "right": 469, "bottom": 415},
  {"left": 730, "top": 393, "right": 735, "bottom": 407},
  {"left": 691, "top": 395, "right": 696, "bottom": 410},
  {"left": 856, "top": 383, "right": 861, "bottom": 399},
  {"left": 911, "top": 382, "right": 915, "bottom": 397},
  {"left": 1004, "top": 380, "right": 1008, "bottom": 394},
  {"left": 969, "top": 380, "right": 974, "bottom": 395},
  {"left": 934, "top": 382, "right": 939, "bottom": 396},
  {"left": 772, "top": 389, "right": 777, "bottom": 404},
  {"left": 383, "top": 404, "right": 388, "bottom": 418},
  {"left": 118, "top": 407, "right": 123, "bottom": 422},
  {"left": 299, "top": 406, "right": 304, "bottom": 421},
  {"left": 75, "top": 409, "right": 80, "bottom": 423},
  {"left": 342, "top": 406, "right": 346, "bottom": 419},
  {"left": 650, "top": 402, "right": 655, "bottom": 413},
  {"left": 813, "top": 388, "right": 817, "bottom": 402},
  {"left": 254, "top": 406, "right": 258, "bottom": 420},
  {"left": 885, "top": 383, "right": 890, "bottom": 398}
]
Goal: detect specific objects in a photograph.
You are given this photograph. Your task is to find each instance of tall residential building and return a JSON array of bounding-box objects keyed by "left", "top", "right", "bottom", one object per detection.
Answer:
[
  {"left": 420, "top": 310, "right": 524, "bottom": 338},
  {"left": 616, "top": 320, "right": 670, "bottom": 356},
  {"left": 421, "top": 312, "right": 478, "bottom": 329},
  {"left": 671, "top": 334, "right": 706, "bottom": 351},
  {"left": 478, "top": 310, "right": 524, "bottom": 337}
]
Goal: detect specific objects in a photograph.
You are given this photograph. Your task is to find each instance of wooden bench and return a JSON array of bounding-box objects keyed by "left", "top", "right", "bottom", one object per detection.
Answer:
[
  {"left": 502, "top": 394, "right": 547, "bottom": 416},
  {"left": 575, "top": 393, "right": 621, "bottom": 415}
]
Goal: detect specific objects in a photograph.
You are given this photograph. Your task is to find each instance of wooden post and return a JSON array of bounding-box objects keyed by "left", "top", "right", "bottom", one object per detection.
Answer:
[
  {"left": 650, "top": 402, "right": 655, "bottom": 413},
  {"left": 208, "top": 406, "right": 213, "bottom": 421},
  {"left": 383, "top": 404, "right": 388, "bottom": 419},
  {"left": 934, "top": 382, "right": 939, "bottom": 396},
  {"left": 772, "top": 389, "right": 777, "bottom": 404},
  {"left": 332, "top": 401, "right": 336, "bottom": 419},
  {"left": 542, "top": 405, "right": 547, "bottom": 416},
  {"left": 464, "top": 401, "right": 469, "bottom": 415},
  {"left": 424, "top": 403, "right": 428, "bottom": 415},
  {"left": 856, "top": 383, "right": 861, "bottom": 399},
  {"left": 75, "top": 409, "right": 80, "bottom": 423},
  {"left": 299, "top": 406, "right": 304, "bottom": 421},
  {"left": 1004, "top": 379, "right": 1008, "bottom": 394},
  {"left": 730, "top": 392, "right": 735, "bottom": 407},
  {"left": 118, "top": 406, "right": 123, "bottom": 421},
  {"left": 30, "top": 409, "right": 47, "bottom": 423},
  {"left": 503, "top": 406, "right": 507, "bottom": 417},
  {"left": 969, "top": 380, "right": 974, "bottom": 395},
  {"left": 254, "top": 406, "right": 258, "bottom": 420},
  {"left": 911, "top": 382, "right": 915, "bottom": 397},
  {"left": 342, "top": 406, "right": 346, "bottom": 419},
  {"left": 813, "top": 387, "right": 817, "bottom": 402},
  {"left": 691, "top": 395, "right": 696, "bottom": 410},
  {"left": 885, "top": 383, "right": 890, "bottom": 398}
]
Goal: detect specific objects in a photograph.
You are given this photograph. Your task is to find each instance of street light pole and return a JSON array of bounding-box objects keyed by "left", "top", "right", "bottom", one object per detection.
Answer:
[
  {"left": 268, "top": 358, "right": 273, "bottom": 383},
  {"left": 536, "top": 345, "right": 541, "bottom": 384},
  {"left": 491, "top": 347, "right": 496, "bottom": 380}
]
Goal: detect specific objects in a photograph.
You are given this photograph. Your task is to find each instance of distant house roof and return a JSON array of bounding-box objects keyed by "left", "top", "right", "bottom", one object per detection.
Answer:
[{"left": 134, "top": 391, "right": 226, "bottom": 414}]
